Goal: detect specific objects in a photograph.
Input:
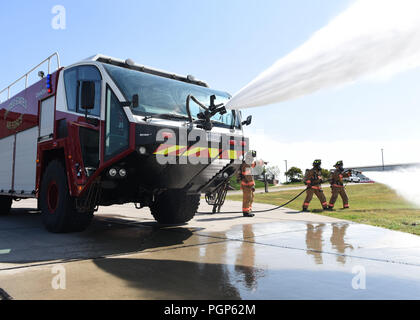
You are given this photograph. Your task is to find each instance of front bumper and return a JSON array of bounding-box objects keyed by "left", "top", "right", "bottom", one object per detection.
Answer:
[{"left": 134, "top": 123, "right": 248, "bottom": 194}]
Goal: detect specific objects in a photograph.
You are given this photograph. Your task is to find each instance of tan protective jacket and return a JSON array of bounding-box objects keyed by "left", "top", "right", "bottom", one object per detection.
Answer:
[
  {"left": 304, "top": 168, "right": 323, "bottom": 188},
  {"left": 330, "top": 169, "right": 351, "bottom": 187}
]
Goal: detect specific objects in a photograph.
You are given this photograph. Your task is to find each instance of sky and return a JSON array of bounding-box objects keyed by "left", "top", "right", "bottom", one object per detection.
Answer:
[{"left": 1, "top": 0, "right": 419, "bottom": 180}]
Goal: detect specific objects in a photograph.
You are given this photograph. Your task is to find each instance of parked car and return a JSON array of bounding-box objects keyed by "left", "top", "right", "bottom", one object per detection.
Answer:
[{"left": 344, "top": 175, "right": 361, "bottom": 183}]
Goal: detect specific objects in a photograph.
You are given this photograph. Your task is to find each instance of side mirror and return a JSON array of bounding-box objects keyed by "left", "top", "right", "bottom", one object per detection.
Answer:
[
  {"left": 121, "top": 94, "right": 140, "bottom": 108},
  {"left": 132, "top": 94, "right": 139, "bottom": 108},
  {"left": 80, "top": 81, "right": 95, "bottom": 110},
  {"left": 209, "top": 95, "right": 216, "bottom": 110},
  {"left": 242, "top": 115, "right": 252, "bottom": 126}
]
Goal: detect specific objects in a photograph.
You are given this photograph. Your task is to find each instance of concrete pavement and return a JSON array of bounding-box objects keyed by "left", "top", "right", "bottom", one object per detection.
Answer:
[{"left": 1, "top": 199, "right": 420, "bottom": 299}]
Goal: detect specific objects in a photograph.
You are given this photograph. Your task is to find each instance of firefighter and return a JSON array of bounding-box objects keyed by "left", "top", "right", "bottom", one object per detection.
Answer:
[
  {"left": 239, "top": 151, "right": 259, "bottom": 217},
  {"left": 302, "top": 159, "right": 328, "bottom": 212},
  {"left": 328, "top": 161, "right": 352, "bottom": 210}
]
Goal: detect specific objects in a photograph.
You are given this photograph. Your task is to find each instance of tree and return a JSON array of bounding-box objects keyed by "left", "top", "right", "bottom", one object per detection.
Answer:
[
  {"left": 266, "top": 165, "right": 280, "bottom": 180},
  {"left": 285, "top": 167, "right": 303, "bottom": 183},
  {"left": 321, "top": 169, "right": 331, "bottom": 182}
]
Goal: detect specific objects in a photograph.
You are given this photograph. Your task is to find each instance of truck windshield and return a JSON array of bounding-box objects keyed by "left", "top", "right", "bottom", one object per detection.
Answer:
[{"left": 103, "top": 64, "right": 240, "bottom": 128}]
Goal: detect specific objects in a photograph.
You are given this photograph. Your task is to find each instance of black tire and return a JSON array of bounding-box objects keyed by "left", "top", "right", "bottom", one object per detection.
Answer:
[
  {"left": 40, "top": 160, "right": 93, "bottom": 233},
  {"left": 0, "top": 196, "right": 12, "bottom": 215},
  {"left": 151, "top": 190, "right": 200, "bottom": 225}
]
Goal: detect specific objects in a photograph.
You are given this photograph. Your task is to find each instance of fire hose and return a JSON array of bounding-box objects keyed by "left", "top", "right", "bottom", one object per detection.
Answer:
[
  {"left": 198, "top": 188, "right": 307, "bottom": 215},
  {"left": 198, "top": 169, "right": 358, "bottom": 215}
]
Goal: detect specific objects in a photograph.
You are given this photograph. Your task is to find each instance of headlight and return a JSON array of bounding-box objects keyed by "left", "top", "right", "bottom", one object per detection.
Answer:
[
  {"left": 119, "top": 169, "right": 127, "bottom": 177},
  {"left": 139, "top": 146, "right": 147, "bottom": 155},
  {"left": 109, "top": 168, "right": 117, "bottom": 177}
]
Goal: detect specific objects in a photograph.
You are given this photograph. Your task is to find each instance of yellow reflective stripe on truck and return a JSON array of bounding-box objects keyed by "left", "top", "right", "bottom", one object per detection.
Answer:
[{"left": 153, "top": 144, "right": 239, "bottom": 160}]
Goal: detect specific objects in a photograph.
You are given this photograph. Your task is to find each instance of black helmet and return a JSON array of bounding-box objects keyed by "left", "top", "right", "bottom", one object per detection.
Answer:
[
  {"left": 335, "top": 160, "right": 344, "bottom": 167},
  {"left": 313, "top": 159, "right": 322, "bottom": 167}
]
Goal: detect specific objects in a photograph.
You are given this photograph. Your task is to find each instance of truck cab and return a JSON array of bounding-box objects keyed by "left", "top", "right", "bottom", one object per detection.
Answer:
[{"left": 0, "top": 54, "right": 249, "bottom": 232}]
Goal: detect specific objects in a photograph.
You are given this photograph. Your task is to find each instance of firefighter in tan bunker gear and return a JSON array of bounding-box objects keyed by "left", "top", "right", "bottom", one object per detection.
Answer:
[
  {"left": 328, "top": 161, "right": 351, "bottom": 210},
  {"left": 302, "top": 159, "right": 328, "bottom": 212},
  {"left": 239, "top": 151, "right": 260, "bottom": 217}
]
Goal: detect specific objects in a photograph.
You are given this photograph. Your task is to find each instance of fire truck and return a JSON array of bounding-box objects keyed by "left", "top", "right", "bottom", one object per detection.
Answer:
[{"left": 0, "top": 53, "right": 250, "bottom": 233}]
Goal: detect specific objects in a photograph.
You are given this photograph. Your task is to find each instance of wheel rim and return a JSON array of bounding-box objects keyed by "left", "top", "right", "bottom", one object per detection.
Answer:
[{"left": 47, "top": 181, "right": 59, "bottom": 213}]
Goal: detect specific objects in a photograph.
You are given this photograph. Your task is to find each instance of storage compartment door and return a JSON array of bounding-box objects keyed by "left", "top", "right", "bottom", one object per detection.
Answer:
[
  {"left": 0, "top": 135, "right": 15, "bottom": 192},
  {"left": 39, "top": 96, "right": 55, "bottom": 140},
  {"left": 14, "top": 127, "right": 38, "bottom": 194}
]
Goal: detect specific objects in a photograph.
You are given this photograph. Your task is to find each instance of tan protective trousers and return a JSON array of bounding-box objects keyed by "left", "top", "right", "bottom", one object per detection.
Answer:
[
  {"left": 303, "top": 187, "right": 328, "bottom": 209},
  {"left": 242, "top": 186, "right": 255, "bottom": 213},
  {"left": 329, "top": 186, "right": 349, "bottom": 208}
]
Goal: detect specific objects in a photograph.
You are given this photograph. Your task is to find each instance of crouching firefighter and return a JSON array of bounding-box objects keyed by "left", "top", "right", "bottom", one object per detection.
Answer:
[
  {"left": 328, "top": 161, "right": 351, "bottom": 210},
  {"left": 302, "top": 159, "right": 328, "bottom": 212},
  {"left": 239, "top": 151, "right": 260, "bottom": 217}
]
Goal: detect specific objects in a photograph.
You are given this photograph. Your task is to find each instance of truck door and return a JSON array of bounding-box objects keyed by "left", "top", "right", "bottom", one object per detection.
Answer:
[
  {"left": 103, "top": 85, "right": 129, "bottom": 162},
  {"left": 63, "top": 65, "right": 102, "bottom": 176}
]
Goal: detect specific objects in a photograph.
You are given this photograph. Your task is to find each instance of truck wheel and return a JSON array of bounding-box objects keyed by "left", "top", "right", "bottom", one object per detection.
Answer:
[
  {"left": 40, "top": 160, "right": 93, "bottom": 233},
  {"left": 151, "top": 190, "right": 200, "bottom": 225},
  {"left": 0, "top": 196, "right": 12, "bottom": 215}
]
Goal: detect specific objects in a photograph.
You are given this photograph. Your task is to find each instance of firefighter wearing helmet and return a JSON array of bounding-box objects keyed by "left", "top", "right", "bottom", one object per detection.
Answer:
[
  {"left": 239, "top": 150, "right": 259, "bottom": 217},
  {"left": 302, "top": 159, "right": 328, "bottom": 212},
  {"left": 328, "top": 161, "right": 351, "bottom": 210}
]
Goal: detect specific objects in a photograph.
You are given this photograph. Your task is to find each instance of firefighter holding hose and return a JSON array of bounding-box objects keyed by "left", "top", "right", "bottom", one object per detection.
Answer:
[
  {"left": 328, "top": 161, "right": 351, "bottom": 210},
  {"left": 239, "top": 151, "right": 262, "bottom": 217},
  {"left": 302, "top": 159, "right": 328, "bottom": 212}
]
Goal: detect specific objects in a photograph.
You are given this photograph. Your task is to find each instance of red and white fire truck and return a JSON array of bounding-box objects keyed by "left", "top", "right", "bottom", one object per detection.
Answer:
[{"left": 0, "top": 53, "right": 250, "bottom": 233}]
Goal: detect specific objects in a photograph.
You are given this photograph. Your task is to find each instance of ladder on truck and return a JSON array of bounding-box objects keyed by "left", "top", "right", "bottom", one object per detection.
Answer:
[{"left": 0, "top": 52, "right": 61, "bottom": 103}]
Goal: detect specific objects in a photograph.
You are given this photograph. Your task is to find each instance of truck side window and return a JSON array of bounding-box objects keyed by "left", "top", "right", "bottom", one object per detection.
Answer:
[
  {"left": 104, "top": 86, "right": 129, "bottom": 161},
  {"left": 64, "top": 68, "right": 77, "bottom": 112},
  {"left": 77, "top": 66, "right": 101, "bottom": 117},
  {"left": 64, "top": 65, "right": 102, "bottom": 117}
]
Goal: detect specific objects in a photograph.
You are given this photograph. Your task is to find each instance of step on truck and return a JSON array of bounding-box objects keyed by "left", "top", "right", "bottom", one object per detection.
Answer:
[{"left": 0, "top": 53, "right": 251, "bottom": 233}]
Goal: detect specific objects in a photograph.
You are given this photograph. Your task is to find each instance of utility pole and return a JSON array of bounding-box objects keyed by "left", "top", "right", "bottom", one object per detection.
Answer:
[
  {"left": 264, "top": 172, "right": 269, "bottom": 193},
  {"left": 381, "top": 148, "right": 384, "bottom": 171},
  {"left": 264, "top": 161, "right": 269, "bottom": 193},
  {"left": 284, "top": 160, "right": 288, "bottom": 183}
]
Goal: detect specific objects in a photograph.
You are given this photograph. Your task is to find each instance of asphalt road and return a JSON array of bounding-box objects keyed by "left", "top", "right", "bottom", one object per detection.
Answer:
[{"left": 1, "top": 198, "right": 420, "bottom": 300}]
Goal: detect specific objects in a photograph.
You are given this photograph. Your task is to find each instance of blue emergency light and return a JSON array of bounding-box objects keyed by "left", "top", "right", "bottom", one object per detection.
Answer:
[{"left": 46, "top": 74, "right": 52, "bottom": 94}]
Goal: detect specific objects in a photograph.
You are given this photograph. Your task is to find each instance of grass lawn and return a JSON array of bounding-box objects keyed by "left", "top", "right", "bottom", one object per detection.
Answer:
[{"left": 227, "top": 183, "right": 420, "bottom": 235}]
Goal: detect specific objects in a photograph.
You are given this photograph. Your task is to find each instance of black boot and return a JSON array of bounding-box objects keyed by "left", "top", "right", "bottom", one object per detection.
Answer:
[
  {"left": 302, "top": 208, "right": 308, "bottom": 212},
  {"left": 243, "top": 212, "right": 255, "bottom": 217}
]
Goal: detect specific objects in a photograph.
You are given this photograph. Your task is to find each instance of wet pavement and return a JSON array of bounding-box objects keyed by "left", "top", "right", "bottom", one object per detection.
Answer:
[{"left": 1, "top": 199, "right": 420, "bottom": 299}]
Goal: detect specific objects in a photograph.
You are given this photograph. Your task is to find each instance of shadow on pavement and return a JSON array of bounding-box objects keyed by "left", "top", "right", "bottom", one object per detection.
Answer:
[
  {"left": 0, "top": 208, "right": 195, "bottom": 266},
  {"left": 195, "top": 216, "right": 245, "bottom": 222},
  {"left": 94, "top": 258, "right": 242, "bottom": 300}
]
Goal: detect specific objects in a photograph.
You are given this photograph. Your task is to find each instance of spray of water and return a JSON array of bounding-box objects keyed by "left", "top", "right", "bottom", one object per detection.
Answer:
[
  {"left": 368, "top": 167, "right": 420, "bottom": 207},
  {"left": 226, "top": 0, "right": 420, "bottom": 109}
]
